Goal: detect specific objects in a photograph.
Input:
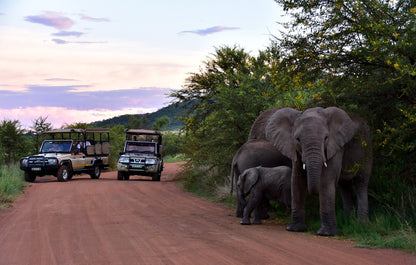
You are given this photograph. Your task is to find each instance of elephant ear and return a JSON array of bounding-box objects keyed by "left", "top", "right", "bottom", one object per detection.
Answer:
[
  {"left": 265, "top": 108, "right": 301, "bottom": 161},
  {"left": 242, "top": 168, "right": 260, "bottom": 195},
  {"left": 324, "top": 107, "right": 359, "bottom": 160}
]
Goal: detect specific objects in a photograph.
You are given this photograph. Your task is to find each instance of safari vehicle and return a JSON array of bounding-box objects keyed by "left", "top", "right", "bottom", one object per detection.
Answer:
[
  {"left": 117, "top": 129, "right": 163, "bottom": 181},
  {"left": 20, "top": 128, "right": 110, "bottom": 182}
]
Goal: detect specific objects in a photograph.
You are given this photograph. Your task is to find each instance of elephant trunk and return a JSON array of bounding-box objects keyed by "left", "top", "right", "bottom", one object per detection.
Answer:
[{"left": 303, "top": 142, "right": 326, "bottom": 195}]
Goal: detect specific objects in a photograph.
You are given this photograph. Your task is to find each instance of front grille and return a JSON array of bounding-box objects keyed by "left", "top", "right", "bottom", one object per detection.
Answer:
[
  {"left": 28, "top": 156, "right": 45, "bottom": 166},
  {"left": 130, "top": 158, "right": 145, "bottom": 164}
]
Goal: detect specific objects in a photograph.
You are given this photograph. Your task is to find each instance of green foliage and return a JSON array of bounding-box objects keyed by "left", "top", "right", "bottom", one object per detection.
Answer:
[
  {"left": 30, "top": 116, "right": 52, "bottom": 153},
  {"left": 0, "top": 164, "right": 25, "bottom": 206},
  {"left": 0, "top": 120, "right": 29, "bottom": 165},
  {"left": 127, "top": 116, "right": 148, "bottom": 129},
  {"left": 170, "top": 46, "right": 287, "bottom": 176},
  {"left": 162, "top": 132, "right": 184, "bottom": 157},
  {"left": 274, "top": 0, "right": 416, "bottom": 224},
  {"left": 152, "top": 115, "right": 170, "bottom": 130},
  {"left": 109, "top": 125, "right": 126, "bottom": 169}
]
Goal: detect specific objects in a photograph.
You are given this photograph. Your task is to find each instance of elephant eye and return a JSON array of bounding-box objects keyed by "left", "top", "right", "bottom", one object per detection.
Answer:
[
  {"left": 324, "top": 136, "right": 329, "bottom": 142},
  {"left": 296, "top": 137, "right": 300, "bottom": 142}
]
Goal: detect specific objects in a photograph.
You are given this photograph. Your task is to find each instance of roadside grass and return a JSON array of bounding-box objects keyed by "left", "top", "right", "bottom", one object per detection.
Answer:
[
  {"left": 180, "top": 164, "right": 416, "bottom": 254},
  {"left": 0, "top": 163, "right": 26, "bottom": 209},
  {"left": 164, "top": 154, "right": 187, "bottom": 163}
]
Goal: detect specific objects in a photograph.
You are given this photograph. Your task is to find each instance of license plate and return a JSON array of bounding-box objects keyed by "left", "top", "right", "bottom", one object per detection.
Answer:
[
  {"left": 31, "top": 168, "right": 41, "bottom": 171},
  {"left": 131, "top": 165, "right": 143, "bottom": 169}
]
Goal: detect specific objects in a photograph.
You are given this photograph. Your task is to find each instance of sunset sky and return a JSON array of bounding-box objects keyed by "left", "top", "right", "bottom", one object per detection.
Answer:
[{"left": 0, "top": 0, "right": 285, "bottom": 129}]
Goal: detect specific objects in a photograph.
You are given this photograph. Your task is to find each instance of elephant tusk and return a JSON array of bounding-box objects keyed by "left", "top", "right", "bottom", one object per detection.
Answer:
[
  {"left": 303, "top": 163, "right": 306, "bottom": 170},
  {"left": 324, "top": 162, "right": 328, "bottom": 168}
]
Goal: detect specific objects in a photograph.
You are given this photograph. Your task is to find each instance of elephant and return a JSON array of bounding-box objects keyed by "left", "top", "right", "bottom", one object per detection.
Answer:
[
  {"left": 262, "top": 107, "right": 372, "bottom": 236},
  {"left": 230, "top": 139, "right": 292, "bottom": 218},
  {"left": 237, "top": 166, "right": 292, "bottom": 225}
]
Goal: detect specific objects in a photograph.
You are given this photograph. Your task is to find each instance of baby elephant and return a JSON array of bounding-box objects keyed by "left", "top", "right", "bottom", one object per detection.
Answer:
[{"left": 237, "top": 166, "right": 291, "bottom": 225}]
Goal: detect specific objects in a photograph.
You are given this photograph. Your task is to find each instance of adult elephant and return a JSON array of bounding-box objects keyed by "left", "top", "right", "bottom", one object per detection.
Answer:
[
  {"left": 264, "top": 107, "right": 372, "bottom": 236},
  {"left": 230, "top": 139, "right": 291, "bottom": 217}
]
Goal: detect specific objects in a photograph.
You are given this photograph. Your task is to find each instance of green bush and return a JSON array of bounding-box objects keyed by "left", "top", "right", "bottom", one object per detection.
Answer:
[{"left": 0, "top": 164, "right": 25, "bottom": 206}]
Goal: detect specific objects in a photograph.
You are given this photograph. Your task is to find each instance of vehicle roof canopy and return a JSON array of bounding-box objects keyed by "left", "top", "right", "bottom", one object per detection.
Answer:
[
  {"left": 43, "top": 128, "right": 110, "bottom": 134},
  {"left": 125, "top": 129, "right": 162, "bottom": 136}
]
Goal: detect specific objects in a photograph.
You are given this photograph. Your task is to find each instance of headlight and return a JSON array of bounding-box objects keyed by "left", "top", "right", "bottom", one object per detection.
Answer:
[
  {"left": 146, "top": 159, "right": 156, "bottom": 165},
  {"left": 118, "top": 157, "right": 129, "bottom": 163},
  {"left": 21, "top": 158, "right": 28, "bottom": 167},
  {"left": 47, "top": 158, "right": 58, "bottom": 165}
]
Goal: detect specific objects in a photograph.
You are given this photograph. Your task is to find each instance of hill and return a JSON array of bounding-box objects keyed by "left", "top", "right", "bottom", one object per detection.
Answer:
[{"left": 90, "top": 103, "right": 187, "bottom": 131}]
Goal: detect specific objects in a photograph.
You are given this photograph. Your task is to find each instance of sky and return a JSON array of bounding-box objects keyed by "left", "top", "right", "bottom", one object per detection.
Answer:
[{"left": 0, "top": 0, "right": 286, "bottom": 129}]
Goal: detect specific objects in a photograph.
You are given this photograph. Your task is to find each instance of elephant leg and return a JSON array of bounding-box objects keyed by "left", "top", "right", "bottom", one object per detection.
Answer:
[
  {"left": 354, "top": 172, "right": 370, "bottom": 221},
  {"left": 240, "top": 196, "right": 258, "bottom": 225},
  {"left": 339, "top": 180, "right": 354, "bottom": 217},
  {"left": 258, "top": 198, "right": 270, "bottom": 220},
  {"left": 236, "top": 188, "right": 246, "bottom": 218},
  {"left": 317, "top": 159, "right": 342, "bottom": 236},
  {"left": 252, "top": 207, "right": 262, "bottom": 224},
  {"left": 317, "top": 183, "right": 339, "bottom": 236},
  {"left": 241, "top": 193, "right": 261, "bottom": 225},
  {"left": 286, "top": 164, "right": 308, "bottom": 232}
]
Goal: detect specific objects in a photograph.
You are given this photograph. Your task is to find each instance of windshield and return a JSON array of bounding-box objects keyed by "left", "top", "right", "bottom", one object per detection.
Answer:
[
  {"left": 41, "top": 140, "right": 72, "bottom": 153},
  {"left": 124, "top": 141, "right": 156, "bottom": 154}
]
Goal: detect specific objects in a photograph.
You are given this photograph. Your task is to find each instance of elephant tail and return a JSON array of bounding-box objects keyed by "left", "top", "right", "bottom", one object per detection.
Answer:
[{"left": 230, "top": 163, "right": 237, "bottom": 196}]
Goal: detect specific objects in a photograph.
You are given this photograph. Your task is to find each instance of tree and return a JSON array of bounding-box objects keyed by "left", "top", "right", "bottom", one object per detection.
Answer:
[
  {"left": 152, "top": 116, "right": 170, "bottom": 131},
  {"left": 274, "top": 0, "right": 416, "bottom": 222},
  {"left": 127, "top": 116, "right": 148, "bottom": 129},
  {"left": 0, "top": 120, "right": 25, "bottom": 164},
  {"left": 170, "top": 46, "right": 286, "bottom": 177},
  {"left": 30, "top": 116, "right": 52, "bottom": 153}
]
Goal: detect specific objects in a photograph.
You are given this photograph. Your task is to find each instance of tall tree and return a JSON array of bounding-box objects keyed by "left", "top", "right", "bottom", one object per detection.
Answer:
[
  {"left": 170, "top": 46, "right": 285, "bottom": 174},
  {"left": 275, "top": 0, "right": 416, "bottom": 167},
  {"left": 30, "top": 116, "right": 52, "bottom": 153},
  {"left": 0, "top": 120, "right": 25, "bottom": 164},
  {"left": 152, "top": 116, "right": 170, "bottom": 131}
]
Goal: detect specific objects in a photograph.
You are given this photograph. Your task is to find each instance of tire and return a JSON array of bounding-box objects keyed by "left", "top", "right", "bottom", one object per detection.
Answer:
[
  {"left": 90, "top": 165, "right": 101, "bottom": 179},
  {"left": 117, "top": 171, "right": 129, "bottom": 180},
  {"left": 24, "top": 171, "right": 36, "bottom": 182},
  {"left": 57, "top": 165, "right": 70, "bottom": 182},
  {"left": 152, "top": 172, "right": 161, "bottom": 181}
]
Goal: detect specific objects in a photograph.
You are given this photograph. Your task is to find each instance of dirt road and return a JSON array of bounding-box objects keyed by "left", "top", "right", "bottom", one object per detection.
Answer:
[{"left": 0, "top": 162, "right": 414, "bottom": 265}]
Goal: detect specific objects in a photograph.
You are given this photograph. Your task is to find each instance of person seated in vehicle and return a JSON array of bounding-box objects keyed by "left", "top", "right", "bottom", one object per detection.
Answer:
[{"left": 72, "top": 140, "right": 83, "bottom": 154}]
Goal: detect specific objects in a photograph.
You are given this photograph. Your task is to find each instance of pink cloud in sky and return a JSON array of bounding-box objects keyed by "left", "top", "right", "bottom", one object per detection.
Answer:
[
  {"left": 0, "top": 106, "right": 159, "bottom": 129},
  {"left": 79, "top": 14, "right": 110, "bottom": 22},
  {"left": 25, "top": 11, "right": 74, "bottom": 30}
]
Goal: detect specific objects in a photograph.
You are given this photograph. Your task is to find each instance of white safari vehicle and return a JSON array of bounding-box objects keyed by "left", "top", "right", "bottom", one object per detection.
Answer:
[
  {"left": 117, "top": 129, "right": 163, "bottom": 181},
  {"left": 20, "top": 128, "right": 110, "bottom": 182}
]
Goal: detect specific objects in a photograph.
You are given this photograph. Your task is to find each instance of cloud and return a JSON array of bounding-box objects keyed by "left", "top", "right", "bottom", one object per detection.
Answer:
[
  {"left": 179, "top": 25, "right": 240, "bottom": 36},
  {"left": 52, "top": 31, "right": 84, "bottom": 37},
  {"left": 0, "top": 85, "right": 172, "bottom": 111},
  {"left": 79, "top": 14, "right": 110, "bottom": 22},
  {"left": 24, "top": 11, "right": 74, "bottom": 30},
  {"left": 52, "top": 38, "right": 68, "bottom": 44},
  {"left": 52, "top": 38, "right": 107, "bottom": 45},
  {"left": 0, "top": 106, "right": 159, "bottom": 129},
  {"left": 44, "top": 78, "right": 79, "bottom": 82}
]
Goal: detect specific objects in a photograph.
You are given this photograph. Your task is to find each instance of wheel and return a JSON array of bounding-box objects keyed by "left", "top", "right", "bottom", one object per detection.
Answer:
[
  {"left": 24, "top": 171, "right": 36, "bottom": 182},
  {"left": 57, "top": 165, "right": 70, "bottom": 182},
  {"left": 152, "top": 172, "right": 161, "bottom": 181},
  {"left": 90, "top": 165, "right": 101, "bottom": 179},
  {"left": 117, "top": 171, "right": 129, "bottom": 180}
]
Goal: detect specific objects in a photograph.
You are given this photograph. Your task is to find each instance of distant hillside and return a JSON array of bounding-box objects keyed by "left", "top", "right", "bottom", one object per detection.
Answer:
[{"left": 90, "top": 103, "right": 188, "bottom": 131}]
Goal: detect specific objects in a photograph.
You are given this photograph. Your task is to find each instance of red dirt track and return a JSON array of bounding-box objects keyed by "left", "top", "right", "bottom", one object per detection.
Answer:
[{"left": 0, "top": 162, "right": 415, "bottom": 265}]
